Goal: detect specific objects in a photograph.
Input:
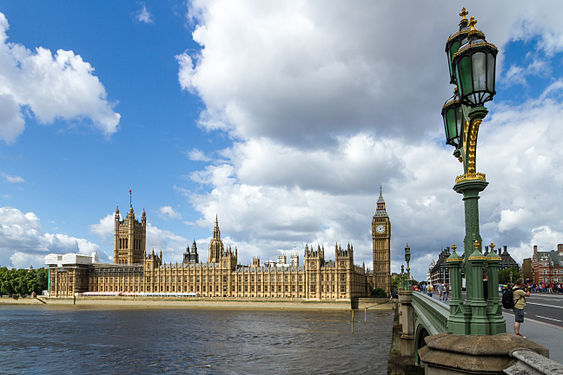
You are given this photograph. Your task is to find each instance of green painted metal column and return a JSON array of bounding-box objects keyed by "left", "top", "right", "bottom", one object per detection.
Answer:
[
  {"left": 453, "top": 178, "right": 487, "bottom": 324},
  {"left": 486, "top": 244, "right": 506, "bottom": 334},
  {"left": 467, "top": 241, "right": 489, "bottom": 335},
  {"left": 446, "top": 247, "right": 468, "bottom": 334}
]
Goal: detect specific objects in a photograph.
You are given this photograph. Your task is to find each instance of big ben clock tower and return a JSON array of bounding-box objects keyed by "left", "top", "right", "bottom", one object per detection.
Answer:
[{"left": 372, "top": 186, "right": 391, "bottom": 296}]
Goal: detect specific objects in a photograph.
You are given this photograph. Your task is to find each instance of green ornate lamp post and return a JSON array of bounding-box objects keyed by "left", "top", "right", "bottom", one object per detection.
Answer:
[
  {"left": 442, "top": 8, "right": 505, "bottom": 335},
  {"left": 400, "top": 264, "right": 407, "bottom": 290},
  {"left": 405, "top": 243, "right": 411, "bottom": 283}
]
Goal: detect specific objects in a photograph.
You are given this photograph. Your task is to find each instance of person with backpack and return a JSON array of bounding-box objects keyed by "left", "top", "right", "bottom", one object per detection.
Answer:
[{"left": 512, "top": 278, "right": 530, "bottom": 337}]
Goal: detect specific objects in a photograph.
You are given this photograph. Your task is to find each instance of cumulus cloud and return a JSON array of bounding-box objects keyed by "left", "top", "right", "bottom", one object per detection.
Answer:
[
  {"left": 0, "top": 12, "right": 120, "bottom": 143},
  {"left": 136, "top": 4, "right": 153, "bottom": 24},
  {"left": 89, "top": 213, "right": 114, "bottom": 240},
  {"left": 158, "top": 206, "right": 181, "bottom": 220},
  {"left": 177, "top": 1, "right": 563, "bottom": 280},
  {"left": 146, "top": 224, "right": 188, "bottom": 262},
  {"left": 179, "top": 1, "right": 563, "bottom": 147},
  {"left": 0, "top": 207, "right": 106, "bottom": 268}
]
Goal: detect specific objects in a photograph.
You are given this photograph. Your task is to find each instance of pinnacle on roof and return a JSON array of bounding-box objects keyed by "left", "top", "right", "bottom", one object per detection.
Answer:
[
  {"left": 374, "top": 184, "right": 388, "bottom": 217},
  {"left": 377, "top": 184, "right": 385, "bottom": 203}
]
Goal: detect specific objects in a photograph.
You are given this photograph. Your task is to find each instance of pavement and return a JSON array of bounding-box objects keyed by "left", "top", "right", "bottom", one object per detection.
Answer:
[{"left": 503, "top": 310, "right": 563, "bottom": 364}]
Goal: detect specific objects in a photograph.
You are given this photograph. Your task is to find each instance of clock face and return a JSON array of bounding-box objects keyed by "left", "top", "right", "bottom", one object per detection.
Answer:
[{"left": 376, "top": 225, "right": 385, "bottom": 234}]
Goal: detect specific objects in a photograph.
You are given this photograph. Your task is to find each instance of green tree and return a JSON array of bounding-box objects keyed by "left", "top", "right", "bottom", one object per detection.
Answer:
[
  {"left": 0, "top": 267, "right": 11, "bottom": 295},
  {"left": 35, "top": 268, "right": 48, "bottom": 293},
  {"left": 0, "top": 267, "right": 50, "bottom": 295},
  {"left": 498, "top": 267, "right": 521, "bottom": 284}
]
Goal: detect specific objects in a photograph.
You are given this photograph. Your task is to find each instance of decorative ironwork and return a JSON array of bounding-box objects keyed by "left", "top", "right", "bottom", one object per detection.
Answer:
[{"left": 455, "top": 172, "right": 486, "bottom": 183}]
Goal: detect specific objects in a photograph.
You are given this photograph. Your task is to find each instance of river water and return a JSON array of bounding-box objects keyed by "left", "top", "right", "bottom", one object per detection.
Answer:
[{"left": 0, "top": 306, "right": 393, "bottom": 374}]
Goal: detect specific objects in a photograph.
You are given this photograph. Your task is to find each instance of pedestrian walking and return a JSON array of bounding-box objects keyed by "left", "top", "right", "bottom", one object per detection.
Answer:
[
  {"left": 513, "top": 278, "right": 530, "bottom": 338},
  {"left": 442, "top": 283, "right": 449, "bottom": 302},
  {"left": 427, "top": 283, "right": 433, "bottom": 297}
]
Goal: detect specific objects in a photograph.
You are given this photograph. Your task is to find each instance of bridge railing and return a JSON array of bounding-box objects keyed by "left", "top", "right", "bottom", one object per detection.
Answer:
[{"left": 411, "top": 291, "right": 450, "bottom": 336}]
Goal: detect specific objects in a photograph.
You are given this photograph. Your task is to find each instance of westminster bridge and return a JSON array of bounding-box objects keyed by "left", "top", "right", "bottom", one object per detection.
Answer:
[{"left": 388, "top": 279, "right": 563, "bottom": 374}]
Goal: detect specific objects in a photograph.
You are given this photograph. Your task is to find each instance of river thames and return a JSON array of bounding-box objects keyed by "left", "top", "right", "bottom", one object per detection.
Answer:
[{"left": 0, "top": 306, "right": 393, "bottom": 374}]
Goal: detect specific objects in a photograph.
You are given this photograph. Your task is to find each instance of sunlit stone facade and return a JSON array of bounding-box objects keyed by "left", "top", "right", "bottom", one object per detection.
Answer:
[{"left": 47, "top": 205, "right": 370, "bottom": 300}]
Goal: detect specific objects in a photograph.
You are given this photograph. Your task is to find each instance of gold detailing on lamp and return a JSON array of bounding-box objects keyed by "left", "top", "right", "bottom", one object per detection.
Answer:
[
  {"left": 469, "top": 16, "right": 477, "bottom": 31},
  {"left": 459, "top": 8, "right": 468, "bottom": 21},
  {"left": 455, "top": 172, "right": 486, "bottom": 183},
  {"left": 453, "top": 42, "right": 498, "bottom": 61},
  {"left": 467, "top": 118, "right": 481, "bottom": 173},
  {"left": 462, "top": 119, "right": 469, "bottom": 160}
]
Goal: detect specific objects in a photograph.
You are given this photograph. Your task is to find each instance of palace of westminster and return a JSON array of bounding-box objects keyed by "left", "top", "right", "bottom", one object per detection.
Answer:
[{"left": 46, "top": 191, "right": 391, "bottom": 300}]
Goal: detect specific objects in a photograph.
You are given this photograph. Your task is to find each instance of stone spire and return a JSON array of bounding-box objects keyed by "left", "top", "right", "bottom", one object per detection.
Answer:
[
  {"left": 208, "top": 215, "right": 224, "bottom": 263},
  {"left": 213, "top": 214, "right": 221, "bottom": 240},
  {"left": 375, "top": 185, "right": 388, "bottom": 217}
]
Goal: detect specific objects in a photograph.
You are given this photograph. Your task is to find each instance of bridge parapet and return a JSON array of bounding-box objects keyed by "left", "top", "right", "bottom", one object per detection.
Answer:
[
  {"left": 412, "top": 291, "right": 449, "bottom": 336},
  {"left": 505, "top": 349, "right": 563, "bottom": 375}
]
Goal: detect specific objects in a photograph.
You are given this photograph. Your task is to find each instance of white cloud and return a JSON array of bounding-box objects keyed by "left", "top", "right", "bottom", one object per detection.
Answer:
[
  {"left": 0, "top": 207, "right": 106, "bottom": 268},
  {"left": 505, "top": 226, "right": 563, "bottom": 266},
  {"left": 0, "top": 12, "right": 120, "bottom": 143},
  {"left": 0, "top": 94, "right": 24, "bottom": 143},
  {"left": 176, "top": 1, "right": 563, "bottom": 281},
  {"left": 136, "top": 4, "right": 153, "bottom": 24},
  {"left": 158, "top": 206, "right": 181, "bottom": 220},
  {"left": 187, "top": 148, "right": 211, "bottom": 162},
  {"left": 89, "top": 213, "right": 114, "bottom": 240},
  {"left": 498, "top": 208, "right": 531, "bottom": 233},
  {"left": 146, "top": 224, "right": 187, "bottom": 263},
  {"left": 3, "top": 173, "right": 24, "bottom": 183},
  {"left": 179, "top": 1, "right": 563, "bottom": 147}
]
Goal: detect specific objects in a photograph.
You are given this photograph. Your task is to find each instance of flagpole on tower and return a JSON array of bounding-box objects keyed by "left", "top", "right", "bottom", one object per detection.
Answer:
[{"left": 129, "top": 187, "right": 132, "bottom": 207}]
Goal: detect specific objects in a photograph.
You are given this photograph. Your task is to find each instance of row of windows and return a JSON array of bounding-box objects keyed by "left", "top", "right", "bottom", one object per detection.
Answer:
[
  {"left": 542, "top": 277, "right": 559, "bottom": 283},
  {"left": 118, "top": 238, "right": 142, "bottom": 249},
  {"left": 92, "top": 273, "right": 349, "bottom": 284},
  {"left": 542, "top": 269, "right": 561, "bottom": 275},
  {"left": 94, "top": 284, "right": 349, "bottom": 294}
]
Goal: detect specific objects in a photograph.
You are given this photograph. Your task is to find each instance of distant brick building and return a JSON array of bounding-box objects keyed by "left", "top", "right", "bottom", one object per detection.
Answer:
[{"left": 532, "top": 244, "right": 563, "bottom": 285}]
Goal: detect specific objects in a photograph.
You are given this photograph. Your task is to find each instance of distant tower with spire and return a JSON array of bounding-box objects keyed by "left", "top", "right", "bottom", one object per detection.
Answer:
[
  {"left": 113, "top": 191, "right": 146, "bottom": 264},
  {"left": 372, "top": 185, "right": 391, "bottom": 296},
  {"left": 183, "top": 240, "right": 199, "bottom": 264},
  {"left": 208, "top": 215, "right": 225, "bottom": 263}
]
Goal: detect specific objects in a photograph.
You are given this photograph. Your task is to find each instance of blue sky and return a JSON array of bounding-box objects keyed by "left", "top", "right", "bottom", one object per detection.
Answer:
[{"left": 1, "top": 1, "right": 563, "bottom": 281}]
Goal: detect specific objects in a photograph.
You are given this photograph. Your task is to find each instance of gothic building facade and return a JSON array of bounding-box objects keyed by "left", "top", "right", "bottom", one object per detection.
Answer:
[
  {"left": 372, "top": 187, "right": 391, "bottom": 296},
  {"left": 46, "top": 203, "right": 373, "bottom": 300}
]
